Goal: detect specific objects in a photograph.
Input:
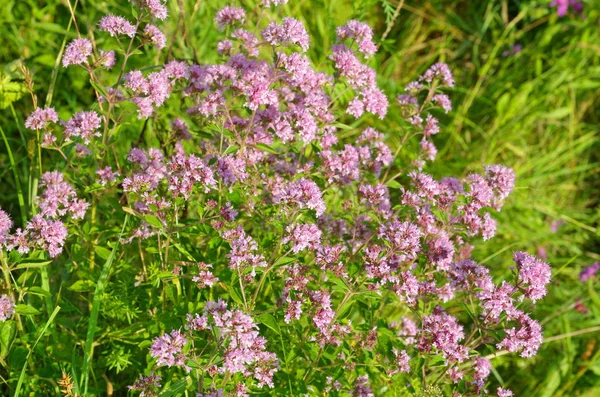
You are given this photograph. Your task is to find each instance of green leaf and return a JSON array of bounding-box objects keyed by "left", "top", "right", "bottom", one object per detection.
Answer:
[
  {"left": 329, "top": 276, "right": 349, "bottom": 293},
  {"left": 496, "top": 92, "right": 510, "bottom": 117},
  {"left": 157, "top": 377, "right": 191, "bottom": 397},
  {"left": 144, "top": 214, "right": 164, "bottom": 229},
  {"left": 337, "top": 300, "right": 355, "bottom": 320},
  {"left": 540, "top": 108, "right": 571, "bottom": 120},
  {"left": 228, "top": 284, "right": 244, "bottom": 306},
  {"left": 0, "top": 71, "right": 27, "bottom": 109},
  {"left": 256, "top": 142, "right": 278, "bottom": 154},
  {"left": 88, "top": 77, "right": 107, "bottom": 99},
  {"left": 386, "top": 179, "right": 401, "bottom": 189},
  {"left": 274, "top": 256, "right": 296, "bottom": 266},
  {"left": 171, "top": 242, "right": 195, "bottom": 261},
  {"left": 15, "top": 304, "right": 41, "bottom": 316},
  {"left": 256, "top": 313, "right": 281, "bottom": 335},
  {"left": 0, "top": 320, "right": 17, "bottom": 358},
  {"left": 122, "top": 206, "right": 140, "bottom": 216},
  {"left": 14, "top": 260, "right": 51, "bottom": 269},
  {"left": 304, "top": 144, "right": 313, "bottom": 158},
  {"left": 131, "top": 4, "right": 138, "bottom": 18},
  {"left": 331, "top": 122, "right": 354, "bottom": 130},
  {"left": 68, "top": 280, "right": 95, "bottom": 292},
  {"left": 26, "top": 286, "right": 51, "bottom": 297},
  {"left": 224, "top": 145, "right": 239, "bottom": 155},
  {"left": 94, "top": 246, "right": 111, "bottom": 260}
]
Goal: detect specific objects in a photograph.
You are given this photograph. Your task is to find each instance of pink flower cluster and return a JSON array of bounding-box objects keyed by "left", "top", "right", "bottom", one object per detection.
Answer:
[
  {"left": 215, "top": 7, "right": 245, "bottom": 30},
  {"left": 123, "top": 69, "right": 173, "bottom": 118},
  {"left": 221, "top": 227, "right": 267, "bottom": 274},
  {"left": 24, "top": 107, "right": 58, "bottom": 130},
  {"left": 330, "top": 38, "right": 388, "bottom": 119},
  {"left": 150, "top": 329, "right": 189, "bottom": 370},
  {"left": 184, "top": 300, "right": 278, "bottom": 388},
  {"left": 336, "top": 20, "right": 377, "bottom": 57},
  {"left": 99, "top": 15, "right": 137, "bottom": 37},
  {"left": 551, "top": 0, "right": 584, "bottom": 17},
  {"left": 4, "top": 215, "right": 68, "bottom": 258},
  {"left": 271, "top": 177, "right": 326, "bottom": 217},
  {"left": 0, "top": 294, "right": 15, "bottom": 321},
  {"left": 62, "top": 110, "right": 102, "bottom": 144},
  {"left": 1, "top": 172, "right": 87, "bottom": 258},
  {"left": 38, "top": 171, "right": 89, "bottom": 219},
  {"left": 262, "top": 18, "right": 310, "bottom": 52},
  {"left": 132, "top": 0, "right": 168, "bottom": 20},
  {"left": 128, "top": 372, "right": 161, "bottom": 396},
  {"left": 0, "top": 209, "right": 13, "bottom": 245},
  {"left": 62, "top": 38, "right": 92, "bottom": 67},
  {"left": 397, "top": 63, "right": 457, "bottom": 162}
]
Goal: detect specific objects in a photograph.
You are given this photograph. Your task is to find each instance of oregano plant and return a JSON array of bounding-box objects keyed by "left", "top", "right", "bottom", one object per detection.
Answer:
[{"left": 0, "top": 1, "right": 551, "bottom": 396}]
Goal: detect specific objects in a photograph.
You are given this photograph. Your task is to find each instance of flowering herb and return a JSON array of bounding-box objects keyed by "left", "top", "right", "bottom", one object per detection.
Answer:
[{"left": 0, "top": 1, "right": 557, "bottom": 396}]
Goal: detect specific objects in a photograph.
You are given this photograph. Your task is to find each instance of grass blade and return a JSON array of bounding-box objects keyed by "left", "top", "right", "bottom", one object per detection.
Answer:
[
  {"left": 0, "top": 125, "right": 27, "bottom": 226},
  {"left": 157, "top": 376, "right": 191, "bottom": 397},
  {"left": 80, "top": 214, "right": 129, "bottom": 395},
  {"left": 14, "top": 306, "right": 61, "bottom": 397}
]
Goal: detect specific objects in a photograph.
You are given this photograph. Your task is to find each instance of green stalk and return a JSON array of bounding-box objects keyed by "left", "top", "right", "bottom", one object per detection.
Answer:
[
  {"left": 14, "top": 306, "right": 61, "bottom": 397},
  {"left": 0, "top": 126, "right": 27, "bottom": 225},
  {"left": 80, "top": 214, "right": 129, "bottom": 395},
  {"left": 39, "top": 266, "right": 54, "bottom": 324}
]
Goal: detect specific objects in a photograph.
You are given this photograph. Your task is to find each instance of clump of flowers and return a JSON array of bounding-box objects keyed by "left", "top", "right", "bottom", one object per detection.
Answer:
[
  {"left": 550, "top": 0, "right": 584, "bottom": 17},
  {"left": 579, "top": 262, "right": 600, "bottom": 282},
  {"left": 0, "top": 294, "right": 15, "bottom": 322},
  {"left": 0, "top": 209, "right": 12, "bottom": 244},
  {"left": 62, "top": 38, "right": 93, "bottom": 67},
  {"left": 148, "top": 300, "right": 278, "bottom": 391},
  {"left": 129, "top": 373, "right": 162, "bottom": 396},
  {"left": 150, "top": 330, "right": 189, "bottom": 371},
  {"left": 24, "top": 107, "right": 58, "bottom": 130},
  {"left": 2, "top": 1, "right": 553, "bottom": 396}
]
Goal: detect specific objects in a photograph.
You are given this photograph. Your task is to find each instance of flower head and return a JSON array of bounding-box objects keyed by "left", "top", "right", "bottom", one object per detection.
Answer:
[
  {"left": 550, "top": 0, "right": 583, "bottom": 17},
  {"left": 497, "top": 312, "right": 542, "bottom": 357},
  {"left": 391, "top": 349, "right": 410, "bottom": 374},
  {"left": 514, "top": 252, "right": 551, "bottom": 302},
  {"left": 579, "top": 262, "right": 600, "bottom": 282},
  {"left": 99, "top": 50, "right": 116, "bottom": 69},
  {"left": 420, "top": 62, "right": 454, "bottom": 87},
  {"left": 150, "top": 330, "right": 189, "bottom": 370},
  {"left": 215, "top": 6, "right": 245, "bottom": 29},
  {"left": 262, "top": 18, "right": 309, "bottom": 52},
  {"left": 418, "top": 307, "right": 469, "bottom": 363},
  {"left": 283, "top": 223, "right": 322, "bottom": 253},
  {"left": 144, "top": 24, "right": 166, "bottom": 49},
  {"left": 336, "top": 20, "right": 377, "bottom": 57},
  {"left": 497, "top": 388, "right": 513, "bottom": 397},
  {"left": 62, "top": 110, "right": 102, "bottom": 143},
  {"left": 98, "top": 15, "right": 137, "bottom": 37},
  {"left": 0, "top": 295, "right": 15, "bottom": 321},
  {"left": 0, "top": 208, "right": 12, "bottom": 244},
  {"left": 129, "top": 372, "right": 161, "bottom": 396},
  {"left": 62, "top": 38, "right": 92, "bottom": 67},
  {"left": 25, "top": 107, "right": 58, "bottom": 130},
  {"left": 135, "top": 0, "right": 168, "bottom": 20}
]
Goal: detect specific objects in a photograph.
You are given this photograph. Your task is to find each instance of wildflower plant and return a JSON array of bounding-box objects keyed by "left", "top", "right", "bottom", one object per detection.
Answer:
[{"left": 0, "top": 1, "right": 553, "bottom": 396}]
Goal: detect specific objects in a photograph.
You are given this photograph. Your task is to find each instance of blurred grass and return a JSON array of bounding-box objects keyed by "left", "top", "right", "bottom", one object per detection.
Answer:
[{"left": 0, "top": 0, "right": 599, "bottom": 395}]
